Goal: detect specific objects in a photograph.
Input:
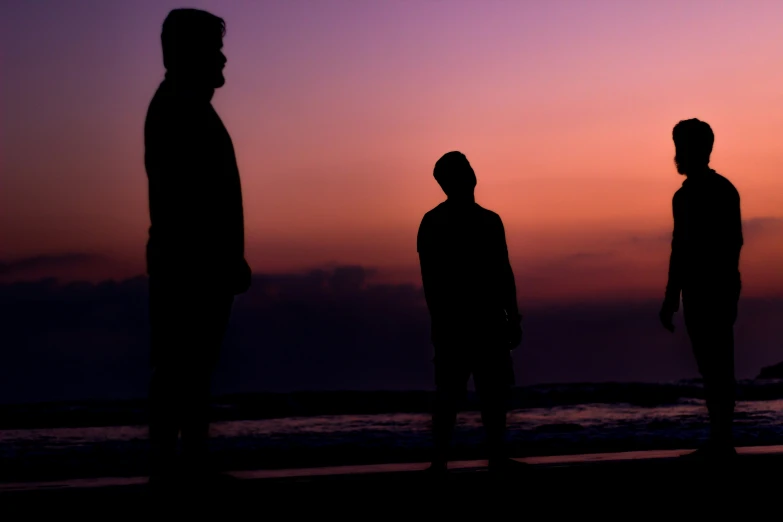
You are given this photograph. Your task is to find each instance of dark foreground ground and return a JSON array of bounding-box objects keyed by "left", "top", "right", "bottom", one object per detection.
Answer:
[{"left": 2, "top": 448, "right": 781, "bottom": 516}]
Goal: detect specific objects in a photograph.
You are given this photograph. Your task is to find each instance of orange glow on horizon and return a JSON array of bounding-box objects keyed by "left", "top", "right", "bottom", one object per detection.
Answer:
[{"left": 2, "top": 0, "right": 782, "bottom": 303}]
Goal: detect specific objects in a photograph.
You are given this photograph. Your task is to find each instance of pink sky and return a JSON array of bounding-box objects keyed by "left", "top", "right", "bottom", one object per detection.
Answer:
[{"left": 2, "top": 0, "right": 782, "bottom": 303}]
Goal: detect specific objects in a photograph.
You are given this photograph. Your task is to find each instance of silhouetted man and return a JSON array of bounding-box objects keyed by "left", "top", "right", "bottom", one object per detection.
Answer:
[
  {"left": 659, "top": 119, "right": 743, "bottom": 460},
  {"left": 417, "top": 151, "right": 524, "bottom": 475},
  {"left": 144, "top": 9, "right": 251, "bottom": 487}
]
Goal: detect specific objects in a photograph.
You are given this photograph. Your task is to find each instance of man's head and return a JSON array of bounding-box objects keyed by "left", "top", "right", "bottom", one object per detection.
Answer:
[
  {"left": 161, "top": 9, "right": 227, "bottom": 88},
  {"left": 433, "top": 151, "right": 477, "bottom": 200},
  {"left": 672, "top": 118, "right": 714, "bottom": 175}
]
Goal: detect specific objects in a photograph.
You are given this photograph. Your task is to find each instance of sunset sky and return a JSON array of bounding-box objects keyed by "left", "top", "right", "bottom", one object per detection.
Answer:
[
  {"left": 2, "top": 1, "right": 783, "bottom": 402},
  {"left": 2, "top": 0, "right": 782, "bottom": 304}
]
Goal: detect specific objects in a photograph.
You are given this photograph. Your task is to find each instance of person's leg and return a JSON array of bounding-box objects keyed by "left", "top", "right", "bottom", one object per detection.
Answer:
[
  {"left": 684, "top": 304, "right": 737, "bottom": 455},
  {"left": 148, "top": 279, "right": 182, "bottom": 481},
  {"left": 704, "top": 311, "right": 736, "bottom": 449},
  {"left": 431, "top": 353, "right": 469, "bottom": 470},
  {"left": 179, "top": 293, "right": 234, "bottom": 475},
  {"left": 178, "top": 366, "right": 212, "bottom": 470},
  {"left": 149, "top": 364, "right": 182, "bottom": 480},
  {"left": 473, "top": 349, "right": 514, "bottom": 466}
]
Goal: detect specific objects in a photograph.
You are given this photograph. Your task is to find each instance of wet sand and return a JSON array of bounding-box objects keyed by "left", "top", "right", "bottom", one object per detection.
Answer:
[{"left": 2, "top": 446, "right": 781, "bottom": 515}]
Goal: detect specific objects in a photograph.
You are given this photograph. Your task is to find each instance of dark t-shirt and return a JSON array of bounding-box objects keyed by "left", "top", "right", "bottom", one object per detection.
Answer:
[
  {"left": 665, "top": 170, "right": 743, "bottom": 308},
  {"left": 144, "top": 80, "right": 246, "bottom": 289},
  {"left": 417, "top": 201, "right": 510, "bottom": 341}
]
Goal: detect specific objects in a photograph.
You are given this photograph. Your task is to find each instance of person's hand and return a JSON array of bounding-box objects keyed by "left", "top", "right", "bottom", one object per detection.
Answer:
[{"left": 659, "top": 303, "right": 676, "bottom": 333}]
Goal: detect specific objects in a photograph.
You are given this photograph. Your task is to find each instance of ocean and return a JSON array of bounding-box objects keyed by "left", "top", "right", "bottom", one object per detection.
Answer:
[{"left": 2, "top": 380, "right": 783, "bottom": 482}]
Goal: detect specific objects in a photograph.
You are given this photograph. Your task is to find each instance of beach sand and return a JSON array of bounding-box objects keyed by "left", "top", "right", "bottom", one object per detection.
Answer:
[{"left": 2, "top": 446, "right": 781, "bottom": 515}]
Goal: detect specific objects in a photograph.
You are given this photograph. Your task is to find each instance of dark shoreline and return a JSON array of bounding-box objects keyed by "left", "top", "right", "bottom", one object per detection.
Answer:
[{"left": 3, "top": 379, "right": 783, "bottom": 430}]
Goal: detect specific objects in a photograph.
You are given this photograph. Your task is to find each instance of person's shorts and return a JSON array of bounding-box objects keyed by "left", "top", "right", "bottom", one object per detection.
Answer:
[
  {"left": 433, "top": 344, "right": 515, "bottom": 395},
  {"left": 148, "top": 278, "right": 234, "bottom": 370}
]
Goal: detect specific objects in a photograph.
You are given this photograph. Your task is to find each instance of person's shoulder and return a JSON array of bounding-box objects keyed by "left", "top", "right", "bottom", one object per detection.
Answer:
[
  {"left": 418, "top": 203, "right": 440, "bottom": 232},
  {"left": 712, "top": 171, "right": 740, "bottom": 197},
  {"left": 475, "top": 203, "right": 496, "bottom": 215},
  {"left": 147, "top": 82, "right": 193, "bottom": 119},
  {"left": 475, "top": 204, "right": 503, "bottom": 225},
  {"left": 147, "top": 82, "right": 172, "bottom": 109},
  {"left": 673, "top": 184, "right": 686, "bottom": 202},
  {"left": 417, "top": 203, "right": 447, "bottom": 249},
  {"left": 421, "top": 202, "right": 448, "bottom": 221},
  {"left": 145, "top": 84, "right": 178, "bottom": 127}
]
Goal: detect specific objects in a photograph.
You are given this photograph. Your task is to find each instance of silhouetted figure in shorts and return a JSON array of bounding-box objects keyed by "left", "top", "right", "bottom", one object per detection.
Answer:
[
  {"left": 144, "top": 8, "right": 251, "bottom": 488},
  {"left": 659, "top": 119, "right": 743, "bottom": 461},
  {"left": 417, "top": 151, "right": 525, "bottom": 476}
]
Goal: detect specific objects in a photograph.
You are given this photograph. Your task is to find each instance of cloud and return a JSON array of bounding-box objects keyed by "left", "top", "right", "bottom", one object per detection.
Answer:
[
  {"left": 0, "top": 253, "right": 143, "bottom": 285},
  {"left": 742, "top": 217, "right": 783, "bottom": 238},
  {"left": 621, "top": 232, "right": 671, "bottom": 248},
  {"left": 515, "top": 215, "right": 783, "bottom": 302},
  {"left": 0, "top": 253, "right": 102, "bottom": 277},
  {"left": 0, "top": 219, "right": 779, "bottom": 403},
  {"left": 602, "top": 217, "right": 783, "bottom": 250},
  {"left": 1, "top": 266, "right": 782, "bottom": 404}
]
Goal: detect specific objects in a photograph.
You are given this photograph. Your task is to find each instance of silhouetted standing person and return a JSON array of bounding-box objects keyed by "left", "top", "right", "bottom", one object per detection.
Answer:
[
  {"left": 659, "top": 119, "right": 743, "bottom": 460},
  {"left": 417, "top": 151, "right": 524, "bottom": 475},
  {"left": 144, "top": 9, "right": 251, "bottom": 488}
]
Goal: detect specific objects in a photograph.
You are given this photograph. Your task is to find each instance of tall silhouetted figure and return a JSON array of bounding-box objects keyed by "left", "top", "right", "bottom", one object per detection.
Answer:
[
  {"left": 144, "top": 9, "right": 251, "bottom": 488},
  {"left": 417, "top": 151, "right": 524, "bottom": 476},
  {"left": 659, "top": 119, "right": 743, "bottom": 460}
]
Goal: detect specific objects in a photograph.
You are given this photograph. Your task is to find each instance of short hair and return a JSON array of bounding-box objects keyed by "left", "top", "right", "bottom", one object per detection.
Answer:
[
  {"left": 161, "top": 8, "right": 226, "bottom": 70},
  {"left": 434, "top": 151, "right": 473, "bottom": 185},
  {"left": 672, "top": 118, "right": 714, "bottom": 161}
]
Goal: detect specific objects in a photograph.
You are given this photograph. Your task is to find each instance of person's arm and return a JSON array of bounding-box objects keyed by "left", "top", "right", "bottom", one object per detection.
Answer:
[
  {"left": 419, "top": 252, "right": 439, "bottom": 314},
  {"left": 146, "top": 105, "right": 215, "bottom": 272},
  {"left": 728, "top": 187, "right": 743, "bottom": 271},
  {"left": 495, "top": 215, "right": 523, "bottom": 349},
  {"left": 417, "top": 216, "right": 442, "bottom": 318},
  {"left": 717, "top": 185, "right": 743, "bottom": 301},
  {"left": 496, "top": 216, "right": 521, "bottom": 322},
  {"left": 663, "top": 191, "right": 683, "bottom": 312}
]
